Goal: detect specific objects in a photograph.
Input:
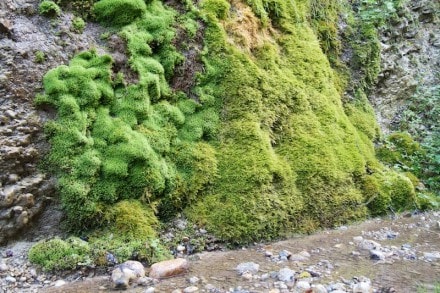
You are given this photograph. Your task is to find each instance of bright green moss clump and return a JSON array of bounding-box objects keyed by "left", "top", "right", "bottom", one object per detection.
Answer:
[
  {"left": 39, "top": 0, "right": 61, "bottom": 17},
  {"left": 93, "top": 0, "right": 147, "bottom": 26},
  {"left": 28, "top": 237, "right": 91, "bottom": 271}
]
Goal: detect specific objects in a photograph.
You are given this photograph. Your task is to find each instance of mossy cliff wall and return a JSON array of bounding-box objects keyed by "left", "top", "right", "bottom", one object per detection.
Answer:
[{"left": 35, "top": 0, "right": 417, "bottom": 245}]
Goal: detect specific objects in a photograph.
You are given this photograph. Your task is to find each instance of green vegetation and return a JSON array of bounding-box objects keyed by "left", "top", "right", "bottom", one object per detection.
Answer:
[
  {"left": 39, "top": 0, "right": 61, "bottom": 17},
  {"left": 71, "top": 16, "right": 86, "bottom": 33},
  {"left": 34, "top": 51, "right": 46, "bottom": 63},
  {"left": 28, "top": 235, "right": 170, "bottom": 271},
  {"left": 93, "top": 0, "right": 147, "bottom": 26},
  {"left": 28, "top": 237, "right": 91, "bottom": 271},
  {"left": 33, "top": 0, "right": 431, "bottom": 263}
]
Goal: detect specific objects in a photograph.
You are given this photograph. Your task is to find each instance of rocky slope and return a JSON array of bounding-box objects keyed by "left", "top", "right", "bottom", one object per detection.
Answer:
[
  {"left": 0, "top": 0, "right": 107, "bottom": 244},
  {"left": 370, "top": 0, "right": 439, "bottom": 134}
]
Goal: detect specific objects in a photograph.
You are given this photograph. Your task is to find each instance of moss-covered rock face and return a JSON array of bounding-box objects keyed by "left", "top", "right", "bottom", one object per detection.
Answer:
[{"left": 35, "top": 0, "right": 422, "bottom": 246}]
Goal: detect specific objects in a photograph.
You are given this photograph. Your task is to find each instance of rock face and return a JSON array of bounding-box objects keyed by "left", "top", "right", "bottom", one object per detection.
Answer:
[
  {"left": 0, "top": 0, "right": 105, "bottom": 244},
  {"left": 370, "top": 0, "right": 440, "bottom": 133}
]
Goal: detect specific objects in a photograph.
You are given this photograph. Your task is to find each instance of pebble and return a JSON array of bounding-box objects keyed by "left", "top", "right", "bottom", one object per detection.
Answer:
[
  {"left": 189, "top": 276, "right": 200, "bottom": 284},
  {"left": 183, "top": 286, "right": 199, "bottom": 293},
  {"left": 0, "top": 263, "right": 9, "bottom": 272},
  {"left": 145, "top": 287, "right": 155, "bottom": 293},
  {"left": 205, "top": 284, "right": 216, "bottom": 290},
  {"left": 352, "top": 281, "right": 372, "bottom": 293},
  {"left": 277, "top": 267, "right": 295, "bottom": 282},
  {"left": 329, "top": 282, "right": 346, "bottom": 291},
  {"left": 370, "top": 249, "right": 386, "bottom": 260},
  {"left": 296, "top": 280, "right": 311, "bottom": 290},
  {"left": 53, "top": 280, "right": 66, "bottom": 287},
  {"left": 5, "top": 276, "right": 17, "bottom": 283},
  {"left": 312, "top": 284, "right": 328, "bottom": 293},
  {"left": 236, "top": 262, "right": 259, "bottom": 275},
  {"left": 423, "top": 252, "right": 440, "bottom": 261},
  {"left": 137, "top": 277, "right": 154, "bottom": 286},
  {"left": 241, "top": 272, "right": 253, "bottom": 281}
]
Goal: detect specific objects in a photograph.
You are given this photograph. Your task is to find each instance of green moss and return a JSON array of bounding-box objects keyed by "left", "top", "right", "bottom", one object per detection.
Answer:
[
  {"left": 93, "top": 0, "right": 147, "bottom": 26},
  {"left": 28, "top": 237, "right": 91, "bottom": 271},
  {"left": 39, "top": 0, "right": 61, "bottom": 17},
  {"left": 36, "top": 0, "right": 421, "bottom": 247},
  {"left": 71, "top": 17, "right": 86, "bottom": 33},
  {"left": 34, "top": 51, "right": 46, "bottom": 63},
  {"left": 201, "top": 0, "right": 230, "bottom": 20},
  {"left": 364, "top": 170, "right": 417, "bottom": 215}
]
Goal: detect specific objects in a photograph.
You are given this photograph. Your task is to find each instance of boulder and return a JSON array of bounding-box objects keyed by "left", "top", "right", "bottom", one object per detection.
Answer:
[{"left": 111, "top": 260, "right": 145, "bottom": 289}]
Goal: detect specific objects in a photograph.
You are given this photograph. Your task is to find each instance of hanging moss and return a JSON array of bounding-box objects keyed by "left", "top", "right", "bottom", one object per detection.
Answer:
[{"left": 36, "top": 0, "right": 425, "bottom": 249}]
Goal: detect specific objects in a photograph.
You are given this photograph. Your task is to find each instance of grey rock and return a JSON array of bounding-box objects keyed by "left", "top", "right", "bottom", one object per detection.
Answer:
[
  {"left": 277, "top": 267, "right": 295, "bottom": 282},
  {"left": 137, "top": 276, "right": 154, "bottom": 286},
  {"left": 423, "top": 252, "right": 440, "bottom": 261},
  {"left": 112, "top": 260, "right": 145, "bottom": 289},
  {"left": 236, "top": 262, "right": 259, "bottom": 275},
  {"left": 358, "top": 239, "right": 381, "bottom": 251},
  {"left": 329, "top": 283, "right": 346, "bottom": 291},
  {"left": 145, "top": 287, "right": 156, "bottom": 293},
  {"left": 5, "top": 276, "right": 16, "bottom": 283},
  {"left": 296, "top": 280, "right": 311, "bottom": 291},
  {"left": 189, "top": 276, "right": 200, "bottom": 284},
  {"left": 353, "top": 281, "right": 372, "bottom": 293},
  {"left": 312, "top": 284, "right": 328, "bottom": 293},
  {"left": 0, "top": 263, "right": 8, "bottom": 272},
  {"left": 53, "top": 280, "right": 66, "bottom": 287},
  {"left": 279, "top": 250, "right": 291, "bottom": 260},
  {"left": 370, "top": 249, "right": 386, "bottom": 260},
  {"left": 183, "top": 286, "right": 199, "bottom": 293}
]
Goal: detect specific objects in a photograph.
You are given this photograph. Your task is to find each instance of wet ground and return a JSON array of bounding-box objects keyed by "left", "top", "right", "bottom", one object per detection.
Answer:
[{"left": 40, "top": 212, "right": 440, "bottom": 293}]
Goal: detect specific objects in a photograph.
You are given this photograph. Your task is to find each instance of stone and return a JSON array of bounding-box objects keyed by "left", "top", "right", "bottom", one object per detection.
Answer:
[
  {"left": 171, "top": 290, "right": 182, "bottom": 293},
  {"left": 149, "top": 258, "right": 189, "bottom": 279},
  {"left": 5, "top": 276, "right": 17, "bottom": 283},
  {"left": 296, "top": 280, "right": 311, "bottom": 291},
  {"left": 145, "top": 287, "right": 155, "bottom": 293},
  {"left": 330, "top": 283, "right": 346, "bottom": 291},
  {"left": 277, "top": 267, "right": 295, "bottom": 282},
  {"left": 423, "top": 252, "right": 440, "bottom": 261},
  {"left": 312, "top": 284, "right": 328, "bottom": 293},
  {"left": 0, "top": 263, "right": 8, "bottom": 272},
  {"left": 189, "top": 276, "right": 199, "bottom": 284},
  {"left": 53, "top": 280, "right": 66, "bottom": 287},
  {"left": 183, "top": 286, "right": 199, "bottom": 293},
  {"left": 358, "top": 239, "right": 381, "bottom": 251},
  {"left": 137, "top": 277, "right": 154, "bottom": 286},
  {"left": 370, "top": 249, "right": 386, "bottom": 261},
  {"left": 236, "top": 262, "right": 259, "bottom": 275},
  {"left": 205, "top": 284, "right": 216, "bottom": 291},
  {"left": 279, "top": 250, "right": 292, "bottom": 260},
  {"left": 353, "top": 281, "right": 372, "bottom": 293},
  {"left": 265, "top": 250, "right": 273, "bottom": 257},
  {"left": 241, "top": 272, "right": 253, "bottom": 281},
  {"left": 112, "top": 260, "right": 145, "bottom": 289}
]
